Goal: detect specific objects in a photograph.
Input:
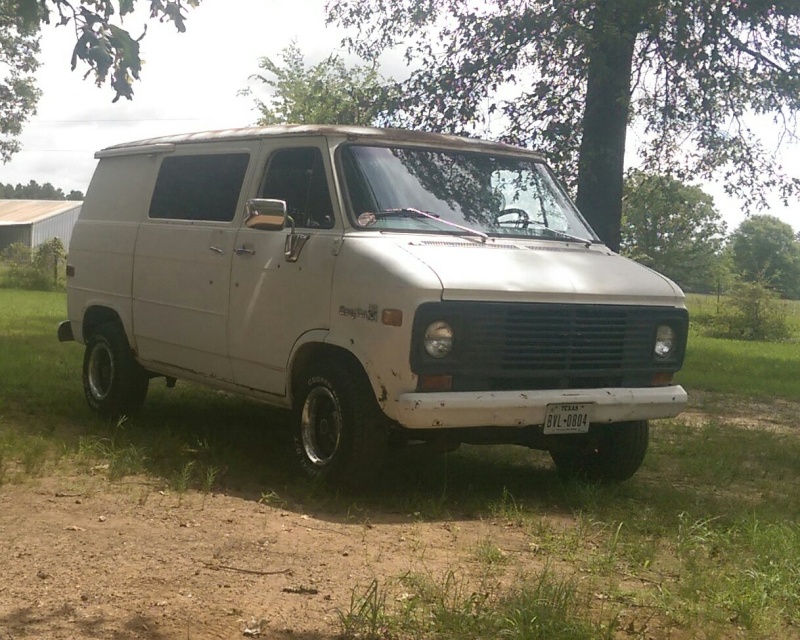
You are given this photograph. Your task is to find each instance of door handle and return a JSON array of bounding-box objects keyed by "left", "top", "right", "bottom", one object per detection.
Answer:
[
  {"left": 235, "top": 245, "right": 256, "bottom": 256},
  {"left": 209, "top": 245, "right": 223, "bottom": 254}
]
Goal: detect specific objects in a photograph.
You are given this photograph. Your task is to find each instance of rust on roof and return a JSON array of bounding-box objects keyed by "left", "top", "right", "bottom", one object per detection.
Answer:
[
  {"left": 0, "top": 200, "right": 82, "bottom": 225},
  {"left": 95, "top": 125, "right": 545, "bottom": 161}
]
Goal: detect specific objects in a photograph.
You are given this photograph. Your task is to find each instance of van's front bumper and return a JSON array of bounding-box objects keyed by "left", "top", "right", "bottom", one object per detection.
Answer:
[{"left": 394, "top": 385, "right": 687, "bottom": 429}]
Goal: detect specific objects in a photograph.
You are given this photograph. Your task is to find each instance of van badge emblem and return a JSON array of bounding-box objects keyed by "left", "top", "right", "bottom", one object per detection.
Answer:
[{"left": 339, "top": 304, "right": 378, "bottom": 322}]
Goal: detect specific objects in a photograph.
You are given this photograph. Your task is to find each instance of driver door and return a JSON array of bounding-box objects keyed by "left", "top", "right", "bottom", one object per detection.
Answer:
[{"left": 228, "top": 140, "right": 341, "bottom": 396}]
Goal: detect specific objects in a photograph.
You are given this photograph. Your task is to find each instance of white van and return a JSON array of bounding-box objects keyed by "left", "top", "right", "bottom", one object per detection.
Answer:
[{"left": 59, "top": 125, "right": 688, "bottom": 484}]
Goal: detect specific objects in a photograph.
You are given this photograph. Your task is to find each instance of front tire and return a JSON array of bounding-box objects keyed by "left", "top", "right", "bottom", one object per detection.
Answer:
[
  {"left": 83, "top": 323, "right": 149, "bottom": 418},
  {"left": 549, "top": 420, "right": 649, "bottom": 483},
  {"left": 293, "top": 359, "right": 387, "bottom": 485}
]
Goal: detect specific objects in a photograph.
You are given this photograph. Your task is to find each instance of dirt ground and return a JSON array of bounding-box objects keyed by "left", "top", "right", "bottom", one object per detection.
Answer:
[
  {"left": 0, "top": 393, "right": 793, "bottom": 640},
  {"left": 0, "top": 471, "right": 543, "bottom": 640}
]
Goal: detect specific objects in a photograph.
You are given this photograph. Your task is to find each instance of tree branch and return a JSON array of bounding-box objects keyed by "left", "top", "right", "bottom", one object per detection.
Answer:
[{"left": 722, "top": 26, "right": 789, "bottom": 73}]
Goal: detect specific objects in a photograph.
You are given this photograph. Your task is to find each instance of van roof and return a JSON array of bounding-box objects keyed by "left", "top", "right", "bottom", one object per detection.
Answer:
[{"left": 95, "top": 125, "right": 545, "bottom": 160}]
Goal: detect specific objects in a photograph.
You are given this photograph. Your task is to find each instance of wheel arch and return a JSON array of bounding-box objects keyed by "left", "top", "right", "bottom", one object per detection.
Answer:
[
  {"left": 288, "top": 342, "right": 373, "bottom": 408},
  {"left": 82, "top": 305, "right": 127, "bottom": 343}
]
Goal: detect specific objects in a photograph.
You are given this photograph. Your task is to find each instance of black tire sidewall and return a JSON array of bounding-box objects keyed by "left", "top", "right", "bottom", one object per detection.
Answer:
[
  {"left": 82, "top": 324, "right": 147, "bottom": 418},
  {"left": 293, "top": 374, "right": 348, "bottom": 480},
  {"left": 551, "top": 420, "right": 649, "bottom": 483},
  {"left": 292, "top": 360, "right": 386, "bottom": 485},
  {"left": 83, "top": 334, "right": 116, "bottom": 415}
]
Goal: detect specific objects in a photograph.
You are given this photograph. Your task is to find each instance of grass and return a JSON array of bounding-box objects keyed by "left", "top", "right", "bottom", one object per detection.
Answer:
[
  {"left": 676, "top": 332, "right": 800, "bottom": 400},
  {"left": 2, "top": 289, "right": 800, "bottom": 638},
  {"left": 679, "top": 292, "right": 800, "bottom": 400},
  {"left": 341, "top": 569, "right": 616, "bottom": 640}
]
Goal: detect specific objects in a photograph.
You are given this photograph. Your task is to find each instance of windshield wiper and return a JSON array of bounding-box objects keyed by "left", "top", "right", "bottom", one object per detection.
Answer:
[
  {"left": 533, "top": 227, "right": 594, "bottom": 247},
  {"left": 362, "top": 207, "right": 489, "bottom": 242}
]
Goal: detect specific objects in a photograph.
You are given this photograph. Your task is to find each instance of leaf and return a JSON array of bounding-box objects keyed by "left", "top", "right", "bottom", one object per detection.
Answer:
[
  {"left": 13, "top": 0, "right": 41, "bottom": 26},
  {"left": 327, "top": 0, "right": 800, "bottom": 244},
  {"left": 109, "top": 24, "right": 142, "bottom": 76}
]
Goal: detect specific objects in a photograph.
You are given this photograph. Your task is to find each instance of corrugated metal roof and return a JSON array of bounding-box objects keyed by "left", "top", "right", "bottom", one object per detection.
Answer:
[{"left": 0, "top": 200, "right": 82, "bottom": 225}]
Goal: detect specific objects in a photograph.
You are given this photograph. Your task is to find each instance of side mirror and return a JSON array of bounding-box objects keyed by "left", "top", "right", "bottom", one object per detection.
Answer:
[{"left": 245, "top": 198, "right": 287, "bottom": 230}]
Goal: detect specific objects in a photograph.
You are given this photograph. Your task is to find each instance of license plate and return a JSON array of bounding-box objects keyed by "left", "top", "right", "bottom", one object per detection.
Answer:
[{"left": 543, "top": 403, "right": 593, "bottom": 434}]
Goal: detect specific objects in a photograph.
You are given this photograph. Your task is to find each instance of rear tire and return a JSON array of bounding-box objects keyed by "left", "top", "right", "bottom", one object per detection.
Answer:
[
  {"left": 83, "top": 323, "right": 149, "bottom": 418},
  {"left": 293, "top": 358, "right": 387, "bottom": 486},
  {"left": 549, "top": 420, "right": 649, "bottom": 483}
]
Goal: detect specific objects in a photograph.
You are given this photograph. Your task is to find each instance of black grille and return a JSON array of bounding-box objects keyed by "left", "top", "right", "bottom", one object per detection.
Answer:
[{"left": 411, "top": 302, "right": 688, "bottom": 392}]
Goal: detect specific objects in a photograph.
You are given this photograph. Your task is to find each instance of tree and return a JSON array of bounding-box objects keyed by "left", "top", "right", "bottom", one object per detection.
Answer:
[
  {"left": 620, "top": 170, "right": 726, "bottom": 291},
  {"left": 327, "top": 1, "right": 800, "bottom": 251},
  {"left": 706, "top": 278, "right": 791, "bottom": 341},
  {"left": 0, "top": 180, "right": 84, "bottom": 200},
  {"left": 730, "top": 215, "right": 800, "bottom": 298},
  {"left": 3, "top": 0, "right": 200, "bottom": 162},
  {"left": 1, "top": 1, "right": 40, "bottom": 162},
  {"left": 244, "top": 41, "right": 391, "bottom": 127}
]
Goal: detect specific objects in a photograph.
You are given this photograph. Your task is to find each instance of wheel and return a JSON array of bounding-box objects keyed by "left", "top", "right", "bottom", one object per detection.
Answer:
[
  {"left": 549, "top": 420, "right": 649, "bottom": 483},
  {"left": 293, "top": 359, "right": 388, "bottom": 485},
  {"left": 83, "top": 322, "right": 149, "bottom": 418}
]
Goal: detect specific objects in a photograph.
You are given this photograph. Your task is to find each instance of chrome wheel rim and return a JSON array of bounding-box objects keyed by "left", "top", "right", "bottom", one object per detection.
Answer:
[
  {"left": 300, "top": 386, "right": 342, "bottom": 467},
  {"left": 87, "top": 343, "right": 114, "bottom": 402}
]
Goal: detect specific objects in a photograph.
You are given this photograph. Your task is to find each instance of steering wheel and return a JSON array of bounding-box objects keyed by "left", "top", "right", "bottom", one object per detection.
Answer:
[{"left": 494, "top": 208, "right": 530, "bottom": 229}]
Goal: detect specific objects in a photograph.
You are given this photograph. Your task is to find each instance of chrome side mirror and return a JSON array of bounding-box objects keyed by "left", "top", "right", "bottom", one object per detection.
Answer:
[{"left": 245, "top": 198, "right": 287, "bottom": 230}]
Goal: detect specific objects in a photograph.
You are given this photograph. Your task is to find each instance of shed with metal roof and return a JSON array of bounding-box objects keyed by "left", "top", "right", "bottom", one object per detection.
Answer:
[{"left": 0, "top": 200, "right": 82, "bottom": 252}]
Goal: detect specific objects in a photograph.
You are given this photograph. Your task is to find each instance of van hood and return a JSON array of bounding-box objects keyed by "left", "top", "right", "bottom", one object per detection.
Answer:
[{"left": 396, "top": 237, "right": 683, "bottom": 305}]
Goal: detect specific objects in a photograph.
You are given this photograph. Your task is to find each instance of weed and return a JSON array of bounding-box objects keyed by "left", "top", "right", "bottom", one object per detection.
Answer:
[
  {"left": 172, "top": 460, "right": 196, "bottom": 494},
  {"left": 387, "top": 567, "right": 616, "bottom": 640},
  {"left": 475, "top": 536, "right": 509, "bottom": 567},
  {"left": 338, "top": 579, "right": 388, "bottom": 640},
  {"left": 500, "top": 568, "right": 618, "bottom": 640},
  {"left": 20, "top": 436, "right": 48, "bottom": 476},
  {"left": 78, "top": 434, "right": 148, "bottom": 479},
  {"left": 201, "top": 465, "right": 219, "bottom": 494},
  {"left": 587, "top": 521, "right": 625, "bottom": 576},
  {"left": 259, "top": 489, "right": 287, "bottom": 509},
  {"left": 399, "top": 569, "right": 494, "bottom": 637},
  {"left": 490, "top": 487, "right": 526, "bottom": 526}
]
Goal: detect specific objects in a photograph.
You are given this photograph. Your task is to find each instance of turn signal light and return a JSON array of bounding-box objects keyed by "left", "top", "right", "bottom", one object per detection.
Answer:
[
  {"left": 651, "top": 372, "right": 674, "bottom": 386},
  {"left": 381, "top": 309, "right": 403, "bottom": 326},
  {"left": 418, "top": 375, "right": 453, "bottom": 392}
]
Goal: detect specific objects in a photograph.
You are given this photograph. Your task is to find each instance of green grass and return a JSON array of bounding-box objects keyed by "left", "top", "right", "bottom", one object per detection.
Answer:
[
  {"left": 2, "top": 289, "right": 800, "bottom": 638},
  {"left": 341, "top": 569, "right": 617, "bottom": 640},
  {"left": 679, "top": 293, "right": 800, "bottom": 400},
  {"left": 676, "top": 332, "right": 800, "bottom": 400}
]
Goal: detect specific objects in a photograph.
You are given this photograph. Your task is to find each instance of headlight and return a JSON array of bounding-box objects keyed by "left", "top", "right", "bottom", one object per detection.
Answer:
[
  {"left": 654, "top": 325, "right": 676, "bottom": 359},
  {"left": 424, "top": 321, "right": 454, "bottom": 358}
]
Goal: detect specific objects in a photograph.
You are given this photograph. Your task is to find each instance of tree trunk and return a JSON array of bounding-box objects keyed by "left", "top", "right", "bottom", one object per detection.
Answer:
[{"left": 576, "top": 4, "right": 640, "bottom": 252}]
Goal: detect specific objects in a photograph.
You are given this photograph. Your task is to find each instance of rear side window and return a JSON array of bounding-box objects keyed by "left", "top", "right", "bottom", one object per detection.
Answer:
[{"left": 149, "top": 153, "right": 250, "bottom": 222}]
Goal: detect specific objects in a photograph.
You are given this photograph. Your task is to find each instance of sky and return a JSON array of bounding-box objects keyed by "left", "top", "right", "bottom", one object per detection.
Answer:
[{"left": 2, "top": 0, "right": 798, "bottom": 235}]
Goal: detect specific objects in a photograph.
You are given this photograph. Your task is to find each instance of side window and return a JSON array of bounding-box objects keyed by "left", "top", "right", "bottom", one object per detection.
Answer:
[
  {"left": 259, "top": 147, "right": 335, "bottom": 229},
  {"left": 149, "top": 153, "right": 250, "bottom": 222}
]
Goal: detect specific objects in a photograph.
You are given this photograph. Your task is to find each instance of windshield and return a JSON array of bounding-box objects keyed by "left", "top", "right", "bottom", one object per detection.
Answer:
[{"left": 340, "top": 144, "right": 597, "bottom": 242}]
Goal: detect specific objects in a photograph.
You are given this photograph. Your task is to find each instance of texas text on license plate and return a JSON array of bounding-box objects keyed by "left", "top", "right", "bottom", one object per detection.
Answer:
[{"left": 543, "top": 403, "right": 593, "bottom": 435}]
